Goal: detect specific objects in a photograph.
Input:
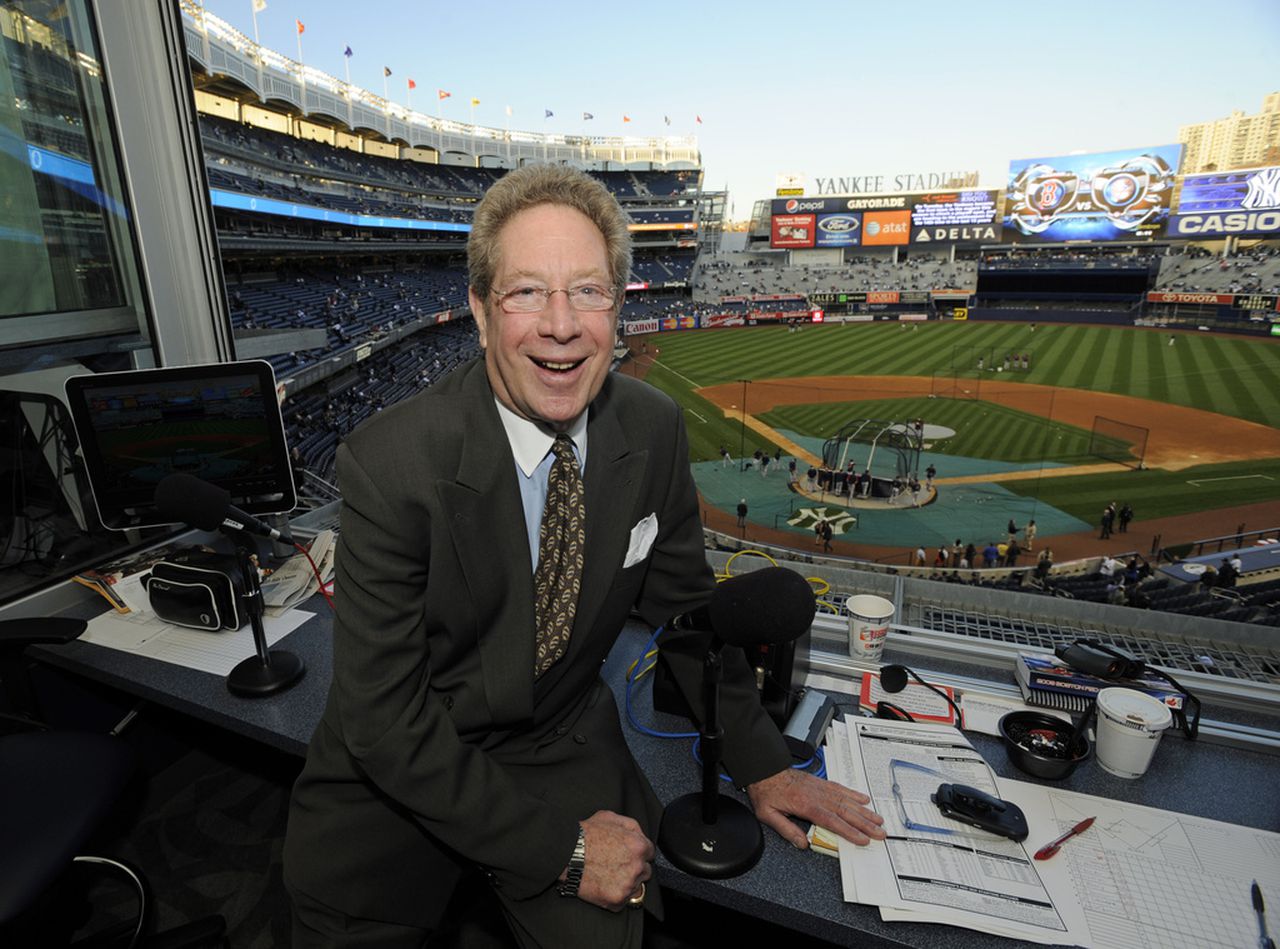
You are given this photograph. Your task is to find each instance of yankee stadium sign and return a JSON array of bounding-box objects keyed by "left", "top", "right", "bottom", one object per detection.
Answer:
[{"left": 813, "top": 170, "right": 980, "bottom": 195}]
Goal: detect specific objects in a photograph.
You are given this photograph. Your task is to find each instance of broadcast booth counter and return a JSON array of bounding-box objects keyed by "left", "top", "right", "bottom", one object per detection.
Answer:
[{"left": 8, "top": 536, "right": 1279, "bottom": 948}]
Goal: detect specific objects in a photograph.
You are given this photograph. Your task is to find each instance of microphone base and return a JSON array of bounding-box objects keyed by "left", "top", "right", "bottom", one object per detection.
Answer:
[
  {"left": 658, "top": 792, "right": 763, "bottom": 879},
  {"left": 227, "top": 650, "right": 305, "bottom": 697}
]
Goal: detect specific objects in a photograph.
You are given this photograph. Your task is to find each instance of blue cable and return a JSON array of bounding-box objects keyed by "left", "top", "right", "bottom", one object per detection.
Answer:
[{"left": 627, "top": 627, "right": 831, "bottom": 781}]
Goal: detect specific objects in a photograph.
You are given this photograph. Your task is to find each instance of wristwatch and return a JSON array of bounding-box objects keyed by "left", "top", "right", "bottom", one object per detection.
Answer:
[{"left": 557, "top": 824, "right": 586, "bottom": 897}]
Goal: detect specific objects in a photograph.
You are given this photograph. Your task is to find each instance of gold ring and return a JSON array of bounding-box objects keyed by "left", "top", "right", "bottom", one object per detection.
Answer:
[{"left": 627, "top": 882, "right": 646, "bottom": 907}]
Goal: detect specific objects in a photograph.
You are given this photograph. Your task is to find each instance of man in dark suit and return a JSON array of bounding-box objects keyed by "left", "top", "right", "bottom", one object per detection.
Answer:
[{"left": 283, "top": 164, "right": 883, "bottom": 947}]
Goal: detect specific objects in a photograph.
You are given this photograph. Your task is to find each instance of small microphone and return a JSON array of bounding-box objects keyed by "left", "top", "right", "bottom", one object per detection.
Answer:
[
  {"left": 670, "top": 567, "right": 816, "bottom": 647},
  {"left": 155, "top": 473, "right": 293, "bottom": 544},
  {"left": 879, "top": 663, "right": 964, "bottom": 730}
]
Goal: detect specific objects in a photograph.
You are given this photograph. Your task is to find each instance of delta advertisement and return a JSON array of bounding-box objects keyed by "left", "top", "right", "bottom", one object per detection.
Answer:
[
  {"left": 1003, "top": 144, "right": 1183, "bottom": 242},
  {"left": 770, "top": 191, "right": 1000, "bottom": 248},
  {"left": 1167, "top": 166, "right": 1280, "bottom": 237}
]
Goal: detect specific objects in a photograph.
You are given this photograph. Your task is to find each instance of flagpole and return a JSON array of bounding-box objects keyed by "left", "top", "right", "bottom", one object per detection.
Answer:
[
  {"left": 343, "top": 52, "right": 352, "bottom": 127},
  {"left": 382, "top": 73, "right": 390, "bottom": 137},
  {"left": 469, "top": 100, "right": 475, "bottom": 128},
  {"left": 250, "top": 0, "right": 263, "bottom": 93},
  {"left": 295, "top": 21, "right": 305, "bottom": 102},
  {"left": 505, "top": 107, "right": 511, "bottom": 166}
]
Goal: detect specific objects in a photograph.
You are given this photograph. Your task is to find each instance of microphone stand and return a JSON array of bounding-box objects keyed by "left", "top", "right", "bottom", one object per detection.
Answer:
[
  {"left": 223, "top": 526, "right": 305, "bottom": 697},
  {"left": 658, "top": 639, "right": 764, "bottom": 878}
]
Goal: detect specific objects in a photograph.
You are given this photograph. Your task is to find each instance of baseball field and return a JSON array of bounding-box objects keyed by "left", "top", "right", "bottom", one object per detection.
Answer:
[{"left": 627, "top": 320, "right": 1280, "bottom": 555}]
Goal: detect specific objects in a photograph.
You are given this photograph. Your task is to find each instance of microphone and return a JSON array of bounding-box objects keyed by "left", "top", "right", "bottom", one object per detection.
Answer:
[
  {"left": 879, "top": 663, "right": 964, "bottom": 730},
  {"left": 658, "top": 567, "right": 816, "bottom": 879},
  {"left": 155, "top": 473, "right": 293, "bottom": 544},
  {"left": 670, "top": 567, "right": 816, "bottom": 647}
]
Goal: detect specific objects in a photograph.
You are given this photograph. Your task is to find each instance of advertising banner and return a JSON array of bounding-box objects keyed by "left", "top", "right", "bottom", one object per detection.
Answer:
[
  {"left": 1145, "top": 292, "right": 1233, "bottom": 305},
  {"left": 1004, "top": 144, "right": 1183, "bottom": 241},
  {"left": 862, "top": 210, "right": 911, "bottom": 245},
  {"left": 624, "top": 319, "right": 662, "bottom": 335},
  {"left": 815, "top": 211, "right": 862, "bottom": 246},
  {"left": 704, "top": 313, "right": 746, "bottom": 328},
  {"left": 867, "top": 291, "right": 900, "bottom": 303},
  {"left": 771, "top": 213, "right": 816, "bottom": 248},
  {"left": 910, "top": 190, "right": 1002, "bottom": 243},
  {"left": 1168, "top": 166, "right": 1280, "bottom": 237}
]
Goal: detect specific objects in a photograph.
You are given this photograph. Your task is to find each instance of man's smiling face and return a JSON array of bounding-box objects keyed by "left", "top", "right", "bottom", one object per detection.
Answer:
[{"left": 469, "top": 203, "right": 618, "bottom": 431}]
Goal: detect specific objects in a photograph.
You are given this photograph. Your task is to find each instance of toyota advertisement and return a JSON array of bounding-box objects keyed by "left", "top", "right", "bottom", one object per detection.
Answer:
[
  {"left": 1003, "top": 144, "right": 1183, "bottom": 242},
  {"left": 1168, "top": 166, "right": 1280, "bottom": 237},
  {"left": 769, "top": 192, "right": 1000, "bottom": 248}
]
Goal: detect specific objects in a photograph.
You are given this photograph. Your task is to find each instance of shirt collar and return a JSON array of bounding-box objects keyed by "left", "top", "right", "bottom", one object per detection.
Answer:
[{"left": 494, "top": 399, "right": 587, "bottom": 477}]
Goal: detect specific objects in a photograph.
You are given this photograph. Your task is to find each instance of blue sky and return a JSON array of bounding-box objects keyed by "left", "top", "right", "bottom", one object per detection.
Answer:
[{"left": 199, "top": 0, "right": 1280, "bottom": 217}]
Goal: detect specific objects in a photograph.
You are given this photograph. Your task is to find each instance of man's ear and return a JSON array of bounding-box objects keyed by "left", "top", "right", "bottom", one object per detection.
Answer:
[{"left": 468, "top": 288, "right": 488, "bottom": 349}]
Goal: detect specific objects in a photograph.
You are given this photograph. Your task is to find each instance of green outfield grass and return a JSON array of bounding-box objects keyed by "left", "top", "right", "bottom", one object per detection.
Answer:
[
  {"left": 760, "top": 398, "right": 1115, "bottom": 465},
  {"left": 1002, "top": 458, "right": 1280, "bottom": 523},
  {"left": 639, "top": 321, "right": 1280, "bottom": 428}
]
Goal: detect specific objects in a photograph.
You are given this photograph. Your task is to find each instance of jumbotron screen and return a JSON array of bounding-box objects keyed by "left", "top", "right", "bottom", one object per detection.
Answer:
[
  {"left": 769, "top": 191, "right": 1001, "bottom": 249},
  {"left": 1003, "top": 144, "right": 1183, "bottom": 242}
]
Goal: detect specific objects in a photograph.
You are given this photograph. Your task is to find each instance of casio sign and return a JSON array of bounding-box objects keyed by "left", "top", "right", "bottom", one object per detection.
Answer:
[
  {"left": 819, "top": 215, "right": 859, "bottom": 233},
  {"left": 785, "top": 199, "right": 826, "bottom": 213}
]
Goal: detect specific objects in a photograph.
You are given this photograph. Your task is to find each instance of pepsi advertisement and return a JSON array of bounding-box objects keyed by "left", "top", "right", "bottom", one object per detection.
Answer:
[
  {"left": 1168, "top": 166, "right": 1280, "bottom": 237},
  {"left": 1004, "top": 144, "right": 1183, "bottom": 242}
]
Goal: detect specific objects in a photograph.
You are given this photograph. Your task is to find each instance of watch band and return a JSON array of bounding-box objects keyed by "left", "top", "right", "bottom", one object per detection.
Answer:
[{"left": 557, "top": 824, "right": 586, "bottom": 897}]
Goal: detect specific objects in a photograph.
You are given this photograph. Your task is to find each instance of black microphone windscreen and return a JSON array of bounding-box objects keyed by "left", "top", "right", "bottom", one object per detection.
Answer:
[
  {"left": 708, "top": 567, "right": 816, "bottom": 647},
  {"left": 154, "top": 473, "right": 230, "bottom": 531},
  {"left": 879, "top": 664, "right": 909, "bottom": 693}
]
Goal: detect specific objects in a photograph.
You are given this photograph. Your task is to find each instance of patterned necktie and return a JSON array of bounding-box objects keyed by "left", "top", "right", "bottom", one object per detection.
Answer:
[{"left": 533, "top": 434, "right": 585, "bottom": 676}]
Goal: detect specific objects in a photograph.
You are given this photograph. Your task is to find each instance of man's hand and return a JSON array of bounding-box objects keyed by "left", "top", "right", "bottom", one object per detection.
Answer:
[
  {"left": 567, "top": 810, "right": 654, "bottom": 911},
  {"left": 746, "top": 768, "right": 885, "bottom": 849}
]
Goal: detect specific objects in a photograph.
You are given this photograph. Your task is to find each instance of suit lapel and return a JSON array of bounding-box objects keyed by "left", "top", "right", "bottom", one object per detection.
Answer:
[
  {"left": 573, "top": 385, "right": 647, "bottom": 652},
  {"left": 440, "top": 366, "right": 535, "bottom": 724}
]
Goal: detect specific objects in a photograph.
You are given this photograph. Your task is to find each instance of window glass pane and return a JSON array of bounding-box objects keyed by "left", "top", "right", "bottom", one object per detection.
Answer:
[{"left": 0, "top": 1, "right": 139, "bottom": 320}]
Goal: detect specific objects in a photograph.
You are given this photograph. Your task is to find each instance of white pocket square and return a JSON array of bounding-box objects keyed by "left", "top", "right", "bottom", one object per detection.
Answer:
[{"left": 623, "top": 513, "right": 658, "bottom": 568}]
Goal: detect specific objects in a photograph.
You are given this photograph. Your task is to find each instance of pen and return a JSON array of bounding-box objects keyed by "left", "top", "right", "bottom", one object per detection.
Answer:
[
  {"left": 1254, "top": 880, "right": 1276, "bottom": 949},
  {"left": 1033, "top": 816, "right": 1095, "bottom": 860}
]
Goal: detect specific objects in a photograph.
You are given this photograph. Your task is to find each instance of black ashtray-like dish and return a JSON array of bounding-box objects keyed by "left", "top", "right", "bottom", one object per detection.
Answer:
[{"left": 999, "top": 710, "right": 1090, "bottom": 780}]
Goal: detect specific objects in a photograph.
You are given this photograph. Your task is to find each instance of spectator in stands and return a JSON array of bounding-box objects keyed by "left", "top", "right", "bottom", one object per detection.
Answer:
[
  {"left": 283, "top": 165, "right": 885, "bottom": 946},
  {"left": 1217, "top": 557, "right": 1239, "bottom": 588}
]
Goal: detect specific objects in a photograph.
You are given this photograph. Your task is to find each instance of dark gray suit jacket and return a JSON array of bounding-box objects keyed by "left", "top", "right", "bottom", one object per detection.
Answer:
[{"left": 284, "top": 359, "right": 790, "bottom": 926}]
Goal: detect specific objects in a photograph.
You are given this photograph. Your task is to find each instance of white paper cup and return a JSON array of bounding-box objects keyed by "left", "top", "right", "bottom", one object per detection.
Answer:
[
  {"left": 846, "top": 594, "right": 894, "bottom": 660},
  {"left": 1094, "top": 687, "right": 1173, "bottom": 779}
]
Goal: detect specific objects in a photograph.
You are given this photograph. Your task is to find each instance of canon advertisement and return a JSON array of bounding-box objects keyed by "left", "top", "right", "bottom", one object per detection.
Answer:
[
  {"left": 1168, "top": 166, "right": 1280, "bottom": 237},
  {"left": 1004, "top": 144, "right": 1183, "bottom": 242},
  {"left": 770, "top": 191, "right": 1000, "bottom": 248}
]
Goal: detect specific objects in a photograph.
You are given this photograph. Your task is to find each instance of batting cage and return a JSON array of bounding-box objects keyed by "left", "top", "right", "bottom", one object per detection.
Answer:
[
  {"left": 820, "top": 418, "right": 922, "bottom": 484},
  {"left": 1089, "top": 415, "right": 1149, "bottom": 469}
]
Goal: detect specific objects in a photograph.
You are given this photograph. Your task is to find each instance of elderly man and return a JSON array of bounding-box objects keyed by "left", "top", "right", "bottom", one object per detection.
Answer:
[{"left": 283, "top": 164, "right": 882, "bottom": 948}]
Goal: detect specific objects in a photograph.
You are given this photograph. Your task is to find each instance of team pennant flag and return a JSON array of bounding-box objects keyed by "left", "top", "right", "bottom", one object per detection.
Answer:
[
  {"left": 583, "top": 111, "right": 593, "bottom": 120},
  {"left": 343, "top": 46, "right": 353, "bottom": 58},
  {"left": 471, "top": 98, "right": 480, "bottom": 107},
  {"left": 383, "top": 66, "right": 392, "bottom": 77},
  {"left": 252, "top": 0, "right": 266, "bottom": 12},
  {"left": 664, "top": 115, "right": 670, "bottom": 126},
  {"left": 438, "top": 89, "right": 451, "bottom": 100},
  {"left": 295, "top": 18, "right": 304, "bottom": 34},
  {"left": 545, "top": 109, "right": 553, "bottom": 118},
  {"left": 408, "top": 78, "right": 416, "bottom": 90},
  {"left": 506, "top": 105, "right": 513, "bottom": 116},
  {"left": 696, "top": 115, "right": 703, "bottom": 124},
  {"left": 623, "top": 115, "right": 631, "bottom": 123}
]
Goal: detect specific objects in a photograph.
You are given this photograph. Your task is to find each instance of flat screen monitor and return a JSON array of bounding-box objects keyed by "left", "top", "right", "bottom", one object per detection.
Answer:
[{"left": 64, "top": 360, "right": 296, "bottom": 530}]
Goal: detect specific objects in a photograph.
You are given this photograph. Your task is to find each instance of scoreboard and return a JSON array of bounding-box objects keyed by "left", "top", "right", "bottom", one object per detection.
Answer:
[{"left": 769, "top": 191, "right": 1001, "bottom": 249}]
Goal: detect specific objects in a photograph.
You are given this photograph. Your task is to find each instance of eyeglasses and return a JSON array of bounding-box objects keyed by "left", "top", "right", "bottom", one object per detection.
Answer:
[{"left": 490, "top": 284, "right": 619, "bottom": 314}]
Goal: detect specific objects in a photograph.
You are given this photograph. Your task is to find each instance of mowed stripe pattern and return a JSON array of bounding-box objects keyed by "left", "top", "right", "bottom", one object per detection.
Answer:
[{"left": 644, "top": 322, "right": 1280, "bottom": 430}]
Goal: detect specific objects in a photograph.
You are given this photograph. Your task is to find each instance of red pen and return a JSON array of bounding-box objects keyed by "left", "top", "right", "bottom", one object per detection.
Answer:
[{"left": 1034, "top": 816, "right": 1096, "bottom": 860}]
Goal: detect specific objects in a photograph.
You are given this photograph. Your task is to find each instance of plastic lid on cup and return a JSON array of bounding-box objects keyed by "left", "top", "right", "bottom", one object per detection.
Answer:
[{"left": 1096, "top": 687, "right": 1173, "bottom": 733}]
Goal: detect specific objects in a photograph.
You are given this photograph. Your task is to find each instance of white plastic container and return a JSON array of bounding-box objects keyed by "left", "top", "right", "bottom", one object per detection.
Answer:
[
  {"left": 1094, "top": 687, "right": 1173, "bottom": 779},
  {"left": 845, "top": 594, "right": 895, "bottom": 660}
]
